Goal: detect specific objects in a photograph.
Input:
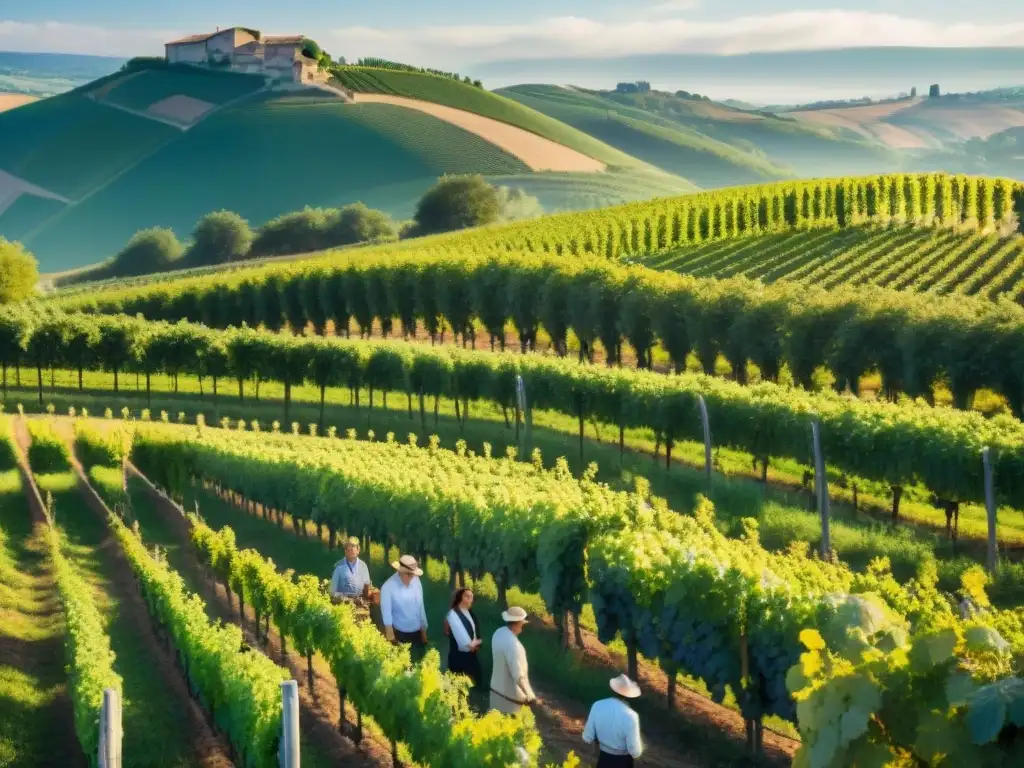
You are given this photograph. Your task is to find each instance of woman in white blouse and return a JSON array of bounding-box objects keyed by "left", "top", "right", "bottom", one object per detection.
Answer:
[{"left": 445, "top": 588, "right": 483, "bottom": 688}]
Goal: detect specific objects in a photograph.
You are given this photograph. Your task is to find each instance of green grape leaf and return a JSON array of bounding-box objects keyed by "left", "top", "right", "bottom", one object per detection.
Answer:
[
  {"left": 787, "top": 664, "right": 810, "bottom": 695},
  {"left": 966, "top": 684, "right": 1008, "bottom": 745},
  {"left": 945, "top": 671, "right": 976, "bottom": 708},
  {"left": 913, "top": 711, "right": 962, "bottom": 763},
  {"left": 839, "top": 706, "right": 870, "bottom": 744},
  {"left": 964, "top": 625, "right": 1009, "bottom": 654},
  {"left": 809, "top": 723, "right": 840, "bottom": 768}
]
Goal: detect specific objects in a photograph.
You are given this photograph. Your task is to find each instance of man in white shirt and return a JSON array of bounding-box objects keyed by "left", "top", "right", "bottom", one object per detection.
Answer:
[
  {"left": 380, "top": 554, "right": 428, "bottom": 662},
  {"left": 329, "top": 537, "right": 372, "bottom": 602},
  {"left": 582, "top": 674, "right": 644, "bottom": 767},
  {"left": 489, "top": 606, "right": 538, "bottom": 714}
]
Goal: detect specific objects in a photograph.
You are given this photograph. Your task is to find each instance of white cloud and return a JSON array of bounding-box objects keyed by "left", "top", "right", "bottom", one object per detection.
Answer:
[
  {"left": 643, "top": 0, "right": 702, "bottom": 18},
  {"left": 0, "top": 21, "right": 173, "bottom": 57},
  {"left": 3, "top": 11, "right": 1024, "bottom": 65}
]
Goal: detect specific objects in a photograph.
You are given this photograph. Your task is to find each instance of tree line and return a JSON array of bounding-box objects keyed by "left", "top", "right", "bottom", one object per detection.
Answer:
[
  {"left": 56, "top": 175, "right": 532, "bottom": 288},
  {"left": 5, "top": 309, "right": 1024, "bottom": 515}
]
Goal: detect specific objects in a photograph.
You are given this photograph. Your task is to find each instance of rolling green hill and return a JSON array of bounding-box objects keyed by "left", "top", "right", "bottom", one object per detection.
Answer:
[
  {"left": 0, "top": 92, "right": 179, "bottom": 199},
  {"left": 0, "top": 65, "right": 690, "bottom": 273},
  {"left": 498, "top": 84, "right": 904, "bottom": 180},
  {"left": 17, "top": 93, "right": 535, "bottom": 270},
  {"left": 331, "top": 67, "right": 645, "bottom": 169}
]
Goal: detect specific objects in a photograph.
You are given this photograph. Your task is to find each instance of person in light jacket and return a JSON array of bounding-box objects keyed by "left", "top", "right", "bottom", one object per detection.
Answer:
[
  {"left": 489, "top": 606, "right": 537, "bottom": 714},
  {"left": 380, "top": 554, "right": 428, "bottom": 662},
  {"left": 329, "top": 537, "right": 372, "bottom": 602},
  {"left": 582, "top": 674, "right": 644, "bottom": 767}
]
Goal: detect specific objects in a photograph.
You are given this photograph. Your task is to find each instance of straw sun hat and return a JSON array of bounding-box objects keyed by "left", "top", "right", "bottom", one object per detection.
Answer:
[
  {"left": 609, "top": 674, "right": 641, "bottom": 699},
  {"left": 501, "top": 606, "right": 529, "bottom": 623},
  {"left": 391, "top": 554, "right": 424, "bottom": 576}
]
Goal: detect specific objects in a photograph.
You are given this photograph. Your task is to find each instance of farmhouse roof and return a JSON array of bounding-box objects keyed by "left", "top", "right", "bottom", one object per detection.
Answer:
[
  {"left": 166, "top": 27, "right": 261, "bottom": 46},
  {"left": 264, "top": 35, "right": 305, "bottom": 45}
]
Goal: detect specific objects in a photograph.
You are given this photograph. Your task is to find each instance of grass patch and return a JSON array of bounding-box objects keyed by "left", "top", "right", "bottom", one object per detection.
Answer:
[{"left": 0, "top": 468, "right": 82, "bottom": 768}]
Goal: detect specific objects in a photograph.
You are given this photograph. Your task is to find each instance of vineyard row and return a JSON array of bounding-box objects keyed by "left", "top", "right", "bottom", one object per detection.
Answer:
[
  {"left": 8, "top": 312, "right": 1024, "bottom": 511},
  {"left": 48, "top": 227, "right": 1024, "bottom": 419}
]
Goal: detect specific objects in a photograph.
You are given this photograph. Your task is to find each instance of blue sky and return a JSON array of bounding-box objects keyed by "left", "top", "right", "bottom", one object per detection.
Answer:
[{"left": 3, "top": 1, "right": 1024, "bottom": 64}]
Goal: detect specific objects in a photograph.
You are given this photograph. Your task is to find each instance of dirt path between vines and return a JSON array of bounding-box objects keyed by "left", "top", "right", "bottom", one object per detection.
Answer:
[
  {"left": 0, "top": 467, "right": 83, "bottom": 768},
  {"left": 15, "top": 419, "right": 234, "bottom": 768},
  {"left": 117, "top": 463, "right": 392, "bottom": 768}
]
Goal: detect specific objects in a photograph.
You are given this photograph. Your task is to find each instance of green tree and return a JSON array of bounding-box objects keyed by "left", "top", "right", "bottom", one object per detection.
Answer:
[
  {"left": 109, "top": 228, "right": 183, "bottom": 277},
  {"left": 322, "top": 203, "right": 397, "bottom": 247},
  {"left": 413, "top": 175, "right": 500, "bottom": 236},
  {"left": 186, "top": 211, "right": 253, "bottom": 266},
  {"left": 0, "top": 239, "right": 38, "bottom": 304}
]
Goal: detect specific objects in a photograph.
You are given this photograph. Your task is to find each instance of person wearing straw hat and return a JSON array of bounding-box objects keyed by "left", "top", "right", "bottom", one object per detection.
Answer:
[
  {"left": 489, "top": 606, "right": 537, "bottom": 715},
  {"left": 582, "top": 674, "right": 644, "bottom": 767},
  {"left": 380, "top": 554, "right": 429, "bottom": 662},
  {"left": 329, "top": 537, "right": 372, "bottom": 603}
]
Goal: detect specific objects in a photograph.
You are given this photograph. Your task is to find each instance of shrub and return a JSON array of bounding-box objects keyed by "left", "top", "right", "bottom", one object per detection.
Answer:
[
  {"left": 0, "top": 239, "right": 38, "bottom": 305},
  {"left": 185, "top": 211, "right": 253, "bottom": 266},
  {"left": 322, "top": 203, "right": 397, "bottom": 247},
  {"left": 109, "top": 228, "right": 183, "bottom": 277},
  {"left": 27, "top": 420, "right": 71, "bottom": 473},
  {"left": 413, "top": 175, "right": 500, "bottom": 236},
  {"left": 251, "top": 208, "right": 330, "bottom": 257}
]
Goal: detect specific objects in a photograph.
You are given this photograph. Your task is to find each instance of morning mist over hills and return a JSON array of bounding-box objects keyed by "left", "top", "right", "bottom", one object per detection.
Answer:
[{"left": 476, "top": 47, "right": 1024, "bottom": 104}]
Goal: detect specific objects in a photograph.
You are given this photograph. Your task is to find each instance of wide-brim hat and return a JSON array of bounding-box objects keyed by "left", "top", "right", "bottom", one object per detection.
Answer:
[
  {"left": 502, "top": 606, "right": 529, "bottom": 623},
  {"left": 609, "top": 674, "right": 641, "bottom": 699},
  {"left": 391, "top": 554, "right": 423, "bottom": 576}
]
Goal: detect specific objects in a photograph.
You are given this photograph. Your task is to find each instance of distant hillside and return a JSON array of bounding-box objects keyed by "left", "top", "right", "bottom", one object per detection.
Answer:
[
  {"left": 0, "top": 63, "right": 690, "bottom": 272},
  {"left": 787, "top": 88, "right": 1024, "bottom": 150},
  {"left": 498, "top": 84, "right": 904, "bottom": 181},
  {"left": 0, "top": 50, "right": 124, "bottom": 97},
  {"left": 475, "top": 47, "right": 1024, "bottom": 105}
]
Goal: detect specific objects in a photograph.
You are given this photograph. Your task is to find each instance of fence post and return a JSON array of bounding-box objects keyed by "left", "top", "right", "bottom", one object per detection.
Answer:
[
  {"left": 697, "top": 395, "right": 712, "bottom": 490},
  {"left": 98, "top": 688, "right": 122, "bottom": 768},
  {"left": 811, "top": 421, "right": 831, "bottom": 561},
  {"left": 983, "top": 446, "right": 998, "bottom": 574},
  {"left": 515, "top": 375, "right": 532, "bottom": 458},
  {"left": 279, "top": 680, "right": 300, "bottom": 768}
]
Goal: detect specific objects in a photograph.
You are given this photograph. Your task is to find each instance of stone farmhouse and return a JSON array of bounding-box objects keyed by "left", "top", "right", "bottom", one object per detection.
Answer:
[{"left": 164, "top": 27, "right": 326, "bottom": 84}]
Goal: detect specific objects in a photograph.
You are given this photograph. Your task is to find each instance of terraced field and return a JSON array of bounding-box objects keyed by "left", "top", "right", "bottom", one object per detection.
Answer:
[{"left": 642, "top": 224, "right": 1024, "bottom": 299}]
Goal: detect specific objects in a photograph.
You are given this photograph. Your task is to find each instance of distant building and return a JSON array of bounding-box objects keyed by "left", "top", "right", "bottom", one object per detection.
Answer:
[{"left": 164, "top": 26, "right": 325, "bottom": 84}]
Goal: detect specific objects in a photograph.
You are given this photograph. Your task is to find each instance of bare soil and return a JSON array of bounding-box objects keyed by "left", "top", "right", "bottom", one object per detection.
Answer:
[
  {"left": 0, "top": 93, "right": 38, "bottom": 112},
  {"left": 352, "top": 93, "right": 607, "bottom": 173},
  {"left": 123, "top": 465, "right": 392, "bottom": 768},
  {"left": 147, "top": 95, "right": 216, "bottom": 124}
]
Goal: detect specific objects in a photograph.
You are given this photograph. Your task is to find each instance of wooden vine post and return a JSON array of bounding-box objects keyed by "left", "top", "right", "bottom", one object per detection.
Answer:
[
  {"left": 739, "top": 633, "right": 762, "bottom": 755},
  {"left": 697, "top": 395, "right": 712, "bottom": 491},
  {"left": 811, "top": 420, "right": 831, "bottom": 561},
  {"left": 98, "top": 687, "right": 122, "bottom": 768},
  {"left": 983, "top": 446, "right": 998, "bottom": 574},
  {"left": 279, "top": 680, "right": 300, "bottom": 768},
  {"left": 515, "top": 375, "right": 532, "bottom": 458}
]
